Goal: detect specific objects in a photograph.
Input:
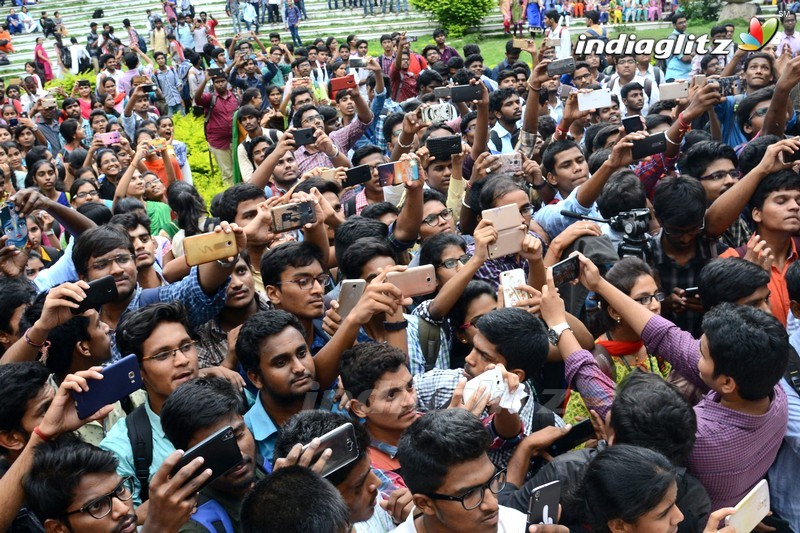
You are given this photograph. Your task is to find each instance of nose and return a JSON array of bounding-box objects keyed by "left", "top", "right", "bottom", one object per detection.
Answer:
[
  {"left": 480, "top": 485, "right": 499, "bottom": 512},
  {"left": 309, "top": 278, "right": 324, "bottom": 296},
  {"left": 109, "top": 259, "right": 125, "bottom": 276},
  {"left": 464, "top": 349, "right": 477, "bottom": 369},
  {"left": 290, "top": 356, "right": 306, "bottom": 374},
  {"left": 109, "top": 493, "right": 131, "bottom": 520}
]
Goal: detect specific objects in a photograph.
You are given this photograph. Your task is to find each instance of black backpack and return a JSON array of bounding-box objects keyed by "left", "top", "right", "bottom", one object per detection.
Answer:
[
  {"left": 125, "top": 405, "right": 153, "bottom": 502},
  {"left": 60, "top": 45, "right": 72, "bottom": 69}
]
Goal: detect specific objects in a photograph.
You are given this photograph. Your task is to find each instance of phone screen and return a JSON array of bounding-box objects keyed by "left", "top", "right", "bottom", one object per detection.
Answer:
[{"left": 551, "top": 255, "right": 579, "bottom": 287}]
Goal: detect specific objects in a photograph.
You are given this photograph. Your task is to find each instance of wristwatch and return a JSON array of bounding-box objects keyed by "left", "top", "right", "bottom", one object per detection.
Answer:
[{"left": 547, "top": 322, "right": 572, "bottom": 346}]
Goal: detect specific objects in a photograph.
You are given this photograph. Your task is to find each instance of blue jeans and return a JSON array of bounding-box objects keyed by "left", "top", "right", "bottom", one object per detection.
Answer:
[
  {"left": 363, "top": 0, "right": 373, "bottom": 15},
  {"left": 230, "top": 11, "right": 242, "bottom": 33},
  {"left": 297, "top": 0, "right": 308, "bottom": 18},
  {"left": 289, "top": 24, "right": 302, "bottom": 46},
  {"left": 167, "top": 103, "right": 184, "bottom": 116}
]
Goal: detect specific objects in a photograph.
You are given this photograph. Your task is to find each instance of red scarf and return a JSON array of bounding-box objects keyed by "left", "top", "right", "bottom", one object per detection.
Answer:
[{"left": 597, "top": 338, "right": 644, "bottom": 357}]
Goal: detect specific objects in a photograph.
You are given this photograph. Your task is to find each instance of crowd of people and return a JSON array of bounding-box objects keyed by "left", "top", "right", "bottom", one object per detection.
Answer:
[{"left": 0, "top": 3, "right": 799, "bottom": 533}]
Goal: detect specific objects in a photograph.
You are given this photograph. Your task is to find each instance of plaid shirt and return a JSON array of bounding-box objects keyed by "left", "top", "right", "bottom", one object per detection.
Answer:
[
  {"left": 295, "top": 116, "right": 372, "bottom": 174},
  {"left": 635, "top": 152, "right": 679, "bottom": 201},
  {"left": 414, "top": 369, "right": 564, "bottom": 472},
  {"left": 565, "top": 314, "right": 788, "bottom": 510},
  {"left": 719, "top": 214, "right": 753, "bottom": 249},
  {"left": 195, "top": 294, "right": 271, "bottom": 368},
  {"left": 650, "top": 232, "right": 728, "bottom": 337},
  {"left": 466, "top": 231, "right": 545, "bottom": 291}
]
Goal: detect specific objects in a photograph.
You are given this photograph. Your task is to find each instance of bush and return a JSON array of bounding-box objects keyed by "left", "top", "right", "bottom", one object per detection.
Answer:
[
  {"left": 44, "top": 72, "right": 96, "bottom": 107},
  {"left": 171, "top": 112, "right": 226, "bottom": 205},
  {"left": 410, "top": 0, "right": 494, "bottom": 37},
  {"left": 678, "top": 0, "right": 721, "bottom": 22}
]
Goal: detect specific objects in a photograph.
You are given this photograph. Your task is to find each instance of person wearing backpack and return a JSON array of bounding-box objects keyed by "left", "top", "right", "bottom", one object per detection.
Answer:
[
  {"left": 195, "top": 68, "right": 238, "bottom": 185},
  {"left": 604, "top": 52, "right": 660, "bottom": 116}
]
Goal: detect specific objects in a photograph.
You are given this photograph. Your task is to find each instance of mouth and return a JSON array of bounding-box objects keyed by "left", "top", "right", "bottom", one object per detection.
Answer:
[
  {"left": 399, "top": 408, "right": 416, "bottom": 420},
  {"left": 116, "top": 516, "right": 137, "bottom": 533},
  {"left": 230, "top": 289, "right": 249, "bottom": 299},
  {"left": 173, "top": 370, "right": 193, "bottom": 384},
  {"left": 481, "top": 511, "right": 499, "bottom": 525},
  {"left": 136, "top": 252, "right": 151, "bottom": 261},
  {"left": 292, "top": 374, "right": 312, "bottom": 386},
  {"left": 114, "top": 276, "right": 130, "bottom": 286},
  {"left": 463, "top": 368, "right": 474, "bottom": 379}
]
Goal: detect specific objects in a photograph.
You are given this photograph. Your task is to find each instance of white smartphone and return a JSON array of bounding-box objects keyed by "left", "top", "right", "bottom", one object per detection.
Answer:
[
  {"left": 337, "top": 279, "right": 366, "bottom": 320},
  {"left": 725, "top": 480, "right": 770, "bottom": 533},
  {"left": 463, "top": 367, "right": 505, "bottom": 406},
  {"left": 500, "top": 269, "right": 527, "bottom": 308},
  {"left": 577, "top": 89, "right": 612, "bottom": 111},
  {"left": 659, "top": 80, "right": 689, "bottom": 100},
  {"left": 489, "top": 228, "right": 525, "bottom": 259}
]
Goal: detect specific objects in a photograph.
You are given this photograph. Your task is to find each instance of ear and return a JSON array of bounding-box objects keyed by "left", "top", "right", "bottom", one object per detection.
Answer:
[
  {"left": 265, "top": 284, "right": 282, "bottom": 306},
  {"left": 511, "top": 368, "right": 526, "bottom": 383},
  {"left": 718, "top": 374, "right": 738, "bottom": 396},
  {"left": 0, "top": 330, "right": 12, "bottom": 348},
  {"left": 413, "top": 494, "right": 437, "bottom": 516},
  {"left": 247, "top": 369, "right": 265, "bottom": 390},
  {"left": 0, "top": 430, "right": 26, "bottom": 453},
  {"left": 790, "top": 300, "right": 800, "bottom": 319},
  {"left": 75, "top": 339, "right": 92, "bottom": 359},
  {"left": 608, "top": 518, "right": 632, "bottom": 533},
  {"left": 350, "top": 398, "right": 369, "bottom": 419},
  {"left": 606, "top": 304, "right": 621, "bottom": 323},
  {"left": 546, "top": 170, "right": 558, "bottom": 187},
  {"left": 751, "top": 206, "right": 763, "bottom": 225},
  {"left": 44, "top": 519, "right": 71, "bottom": 533}
]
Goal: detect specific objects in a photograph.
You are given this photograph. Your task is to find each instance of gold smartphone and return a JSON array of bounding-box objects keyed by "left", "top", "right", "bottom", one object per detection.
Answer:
[
  {"left": 183, "top": 231, "right": 239, "bottom": 266},
  {"left": 385, "top": 265, "right": 437, "bottom": 298}
]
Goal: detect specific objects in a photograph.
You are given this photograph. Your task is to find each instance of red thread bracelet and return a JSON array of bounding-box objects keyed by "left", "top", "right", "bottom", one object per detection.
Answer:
[{"left": 33, "top": 426, "right": 52, "bottom": 442}]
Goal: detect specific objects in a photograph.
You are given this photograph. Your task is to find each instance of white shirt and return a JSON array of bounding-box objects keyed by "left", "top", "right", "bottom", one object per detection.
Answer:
[{"left": 390, "top": 505, "right": 528, "bottom": 533}]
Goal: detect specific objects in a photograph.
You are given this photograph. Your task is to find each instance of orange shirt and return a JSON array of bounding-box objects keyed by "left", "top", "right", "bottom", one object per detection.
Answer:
[
  {"left": 720, "top": 238, "right": 799, "bottom": 326},
  {"left": 143, "top": 156, "right": 183, "bottom": 189}
]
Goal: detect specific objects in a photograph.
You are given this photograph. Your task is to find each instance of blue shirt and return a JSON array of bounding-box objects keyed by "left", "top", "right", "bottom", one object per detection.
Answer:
[
  {"left": 664, "top": 30, "right": 693, "bottom": 81},
  {"left": 534, "top": 186, "right": 604, "bottom": 239},
  {"left": 714, "top": 93, "right": 798, "bottom": 149},
  {"left": 244, "top": 392, "right": 281, "bottom": 465}
]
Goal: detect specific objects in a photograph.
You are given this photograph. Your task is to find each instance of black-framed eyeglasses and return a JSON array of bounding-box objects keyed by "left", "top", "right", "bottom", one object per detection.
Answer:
[
  {"left": 74, "top": 189, "right": 100, "bottom": 200},
  {"left": 519, "top": 203, "right": 534, "bottom": 216},
  {"left": 662, "top": 220, "right": 705, "bottom": 237},
  {"left": 748, "top": 107, "right": 769, "bottom": 121},
  {"left": 632, "top": 292, "right": 665, "bottom": 305},
  {"left": 64, "top": 477, "right": 133, "bottom": 520},
  {"left": 422, "top": 208, "right": 453, "bottom": 226},
  {"left": 277, "top": 273, "right": 331, "bottom": 290},
  {"left": 143, "top": 340, "right": 197, "bottom": 362},
  {"left": 90, "top": 253, "right": 134, "bottom": 271},
  {"left": 698, "top": 169, "right": 742, "bottom": 181},
  {"left": 423, "top": 469, "right": 506, "bottom": 510},
  {"left": 438, "top": 253, "right": 471, "bottom": 269}
]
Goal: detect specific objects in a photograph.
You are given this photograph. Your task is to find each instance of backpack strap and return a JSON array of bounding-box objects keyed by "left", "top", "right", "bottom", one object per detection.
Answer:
[
  {"left": 125, "top": 405, "right": 153, "bottom": 502},
  {"left": 642, "top": 77, "right": 652, "bottom": 99},
  {"left": 191, "top": 496, "right": 235, "bottom": 533},
  {"left": 417, "top": 318, "right": 442, "bottom": 372},
  {"left": 785, "top": 346, "right": 800, "bottom": 397},
  {"left": 529, "top": 402, "right": 557, "bottom": 432},
  {"left": 137, "top": 287, "right": 162, "bottom": 308},
  {"left": 489, "top": 129, "right": 503, "bottom": 153},
  {"left": 344, "top": 195, "right": 358, "bottom": 217}
]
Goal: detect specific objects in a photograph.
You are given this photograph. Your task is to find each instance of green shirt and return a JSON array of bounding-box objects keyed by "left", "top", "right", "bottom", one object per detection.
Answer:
[{"left": 146, "top": 201, "right": 178, "bottom": 238}]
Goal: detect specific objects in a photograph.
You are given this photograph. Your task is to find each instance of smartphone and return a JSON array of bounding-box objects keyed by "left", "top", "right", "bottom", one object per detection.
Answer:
[
  {"left": 426, "top": 134, "right": 462, "bottom": 160},
  {"left": 301, "top": 423, "right": 360, "bottom": 478},
  {"left": 330, "top": 74, "right": 357, "bottom": 93},
  {"left": 41, "top": 97, "right": 58, "bottom": 108},
  {"left": 481, "top": 203, "right": 521, "bottom": 231},
  {"left": 338, "top": 279, "right": 366, "bottom": 319},
  {"left": 8, "top": 118, "right": 17, "bottom": 127},
  {"left": 183, "top": 231, "right": 239, "bottom": 266},
  {"left": 558, "top": 84, "right": 574, "bottom": 102},
  {"left": 527, "top": 480, "right": 561, "bottom": 526},
  {"left": 385, "top": 264, "right": 437, "bottom": 297},
  {"left": 659, "top": 80, "right": 689, "bottom": 100},
  {"left": 694, "top": 74, "right": 707, "bottom": 87},
  {"left": 132, "top": 75, "right": 149, "bottom": 85},
  {"left": 343, "top": 164, "right": 373, "bottom": 188},
  {"left": 490, "top": 152, "right": 523, "bottom": 176},
  {"left": 547, "top": 57, "right": 575, "bottom": 76},
  {"left": 683, "top": 286, "right": 700, "bottom": 298},
  {"left": 782, "top": 147, "right": 800, "bottom": 164},
  {"left": 420, "top": 103, "right": 457, "bottom": 124},
  {"left": 551, "top": 255, "right": 579, "bottom": 287},
  {"left": 139, "top": 84, "right": 155, "bottom": 93},
  {"left": 488, "top": 228, "right": 525, "bottom": 259},
  {"left": 545, "top": 38, "right": 561, "bottom": 49},
  {"left": 148, "top": 137, "right": 167, "bottom": 152},
  {"left": 577, "top": 89, "right": 612, "bottom": 111},
  {"left": 71, "top": 354, "right": 143, "bottom": 419},
  {"left": 500, "top": 268, "right": 527, "bottom": 308},
  {"left": 207, "top": 68, "right": 225, "bottom": 79},
  {"left": 631, "top": 131, "right": 667, "bottom": 160},
  {"left": 0, "top": 202, "right": 27, "bottom": 249},
  {"left": 725, "top": 480, "right": 770, "bottom": 533},
  {"left": 512, "top": 38, "right": 529, "bottom": 49},
  {"left": 548, "top": 419, "right": 596, "bottom": 456},
  {"left": 292, "top": 127, "right": 316, "bottom": 146},
  {"left": 377, "top": 159, "right": 419, "bottom": 187},
  {"left": 271, "top": 201, "right": 317, "bottom": 233},
  {"left": 348, "top": 57, "right": 365, "bottom": 68},
  {"left": 319, "top": 168, "right": 338, "bottom": 181},
  {"left": 171, "top": 425, "right": 243, "bottom": 491},
  {"left": 622, "top": 115, "right": 645, "bottom": 134},
  {"left": 463, "top": 366, "right": 505, "bottom": 405},
  {"left": 407, "top": 35, "right": 418, "bottom": 42},
  {"left": 716, "top": 75, "right": 741, "bottom": 97},
  {"left": 70, "top": 275, "right": 119, "bottom": 315},
  {"left": 450, "top": 84, "right": 483, "bottom": 103},
  {"left": 96, "top": 131, "right": 120, "bottom": 145},
  {"left": 19, "top": 112, "right": 28, "bottom": 119}
]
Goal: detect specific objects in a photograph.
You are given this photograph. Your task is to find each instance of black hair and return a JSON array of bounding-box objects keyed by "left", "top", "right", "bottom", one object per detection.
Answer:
[
  {"left": 596, "top": 257, "right": 655, "bottom": 328},
  {"left": 460, "top": 110, "right": 478, "bottom": 134},
  {"left": 644, "top": 114, "right": 671, "bottom": 132},
  {"left": 217, "top": 183, "right": 267, "bottom": 223},
  {"left": 340, "top": 237, "right": 396, "bottom": 280},
  {"left": 273, "top": 410, "right": 370, "bottom": 486},
  {"left": 620, "top": 82, "right": 643, "bottom": 100},
  {"left": 351, "top": 144, "right": 384, "bottom": 166},
  {"left": 700, "top": 54, "right": 719, "bottom": 71},
  {"left": 418, "top": 232, "right": 466, "bottom": 267},
  {"left": 24, "top": 160, "right": 57, "bottom": 189},
  {"left": 585, "top": 10, "right": 600, "bottom": 23},
  {"left": 542, "top": 139, "right": 582, "bottom": 178},
  {"left": 588, "top": 148, "right": 612, "bottom": 175},
  {"left": 750, "top": 169, "right": 800, "bottom": 212},
  {"left": 735, "top": 86, "right": 773, "bottom": 137},
  {"left": 360, "top": 202, "right": 400, "bottom": 220},
  {"left": 0, "top": 277, "right": 35, "bottom": 335},
  {"left": 596, "top": 169, "right": 646, "bottom": 218},
  {"left": 24, "top": 435, "right": 119, "bottom": 520},
  {"left": 478, "top": 176, "right": 524, "bottom": 212},
  {"left": 72, "top": 224, "right": 133, "bottom": 278},
  {"left": 294, "top": 176, "right": 342, "bottom": 197},
  {"left": 679, "top": 141, "right": 738, "bottom": 181},
  {"left": 652, "top": 175, "right": 706, "bottom": 228},
  {"left": 0, "top": 361, "right": 50, "bottom": 451},
  {"left": 333, "top": 216, "right": 389, "bottom": 268},
  {"left": 592, "top": 125, "right": 621, "bottom": 153},
  {"left": 397, "top": 409, "right": 490, "bottom": 494},
  {"left": 505, "top": 39, "right": 521, "bottom": 54},
  {"left": 738, "top": 134, "right": 781, "bottom": 176},
  {"left": 161, "top": 377, "right": 246, "bottom": 451},
  {"left": 112, "top": 197, "right": 146, "bottom": 216},
  {"left": 743, "top": 52, "right": 777, "bottom": 84},
  {"left": 236, "top": 310, "right": 306, "bottom": 375},
  {"left": 647, "top": 99, "right": 677, "bottom": 116},
  {"left": 167, "top": 181, "right": 208, "bottom": 237},
  {"left": 789, "top": 261, "right": 800, "bottom": 303},
  {"left": 291, "top": 103, "right": 318, "bottom": 129},
  {"left": 464, "top": 53, "right": 483, "bottom": 68},
  {"left": 697, "top": 258, "right": 771, "bottom": 312},
  {"left": 681, "top": 129, "right": 713, "bottom": 152},
  {"left": 116, "top": 302, "right": 191, "bottom": 363},
  {"left": 109, "top": 211, "right": 151, "bottom": 233},
  {"left": 475, "top": 308, "right": 549, "bottom": 381},
  {"left": 489, "top": 87, "right": 517, "bottom": 114},
  {"left": 260, "top": 242, "right": 325, "bottom": 288},
  {"left": 702, "top": 302, "right": 790, "bottom": 400},
  {"left": 242, "top": 466, "right": 351, "bottom": 533},
  {"left": 340, "top": 343, "right": 407, "bottom": 404}
]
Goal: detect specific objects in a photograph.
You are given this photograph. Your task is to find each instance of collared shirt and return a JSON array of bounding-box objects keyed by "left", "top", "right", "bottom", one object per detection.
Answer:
[
  {"left": 665, "top": 30, "right": 693, "bottom": 81},
  {"left": 119, "top": 66, "right": 154, "bottom": 95},
  {"left": 35, "top": 116, "right": 62, "bottom": 153},
  {"left": 776, "top": 31, "right": 800, "bottom": 57},
  {"left": 378, "top": 53, "right": 395, "bottom": 77},
  {"left": 245, "top": 392, "right": 281, "bottom": 464},
  {"left": 153, "top": 67, "right": 182, "bottom": 106},
  {"left": 465, "top": 231, "right": 544, "bottom": 291},
  {"left": 295, "top": 116, "right": 371, "bottom": 174},
  {"left": 391, "top": 504, "right": 527, "bottom": 532},
  {"left": 99, "top": 399, "right": 176, "bottom": 505},
  {"left": 196, "top": 294, "right": 271, "bottom": 368},
  {"left": 535, "top": 186, "right": 604, "bottom": 239},
  {"left": 490, "top": 121, "right": 518, "bottom": 154},
  {"left": 635, "top": 152, "right": 679, "bottom": 200},
  {"left": 437, "top": 45, "right": 460, "bottom": 65},
  {"left": 196, "top": 90, "right": 240, "bottom": 149},
  {"left": 405, "top": 313, "right": 450, "bottom": 376},
  {"left": 564, "top": 314, "right": 788, "bottom": 511},
  {"left": 369, "top": 438, "right": 407, "bottom": 494}
]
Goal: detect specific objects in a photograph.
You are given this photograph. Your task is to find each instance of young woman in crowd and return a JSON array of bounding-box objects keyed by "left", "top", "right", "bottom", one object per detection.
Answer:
[{"left": 24, "top": 159, "right": 67, "bottom": 206}]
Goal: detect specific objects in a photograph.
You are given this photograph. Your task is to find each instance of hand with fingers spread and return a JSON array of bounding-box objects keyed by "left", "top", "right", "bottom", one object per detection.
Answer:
[
  {"left": 743, "top": 233, "right": 774, "bottom": 271},
  {"left": 273, "top": 440, "right": 333, "bottom": 474}
]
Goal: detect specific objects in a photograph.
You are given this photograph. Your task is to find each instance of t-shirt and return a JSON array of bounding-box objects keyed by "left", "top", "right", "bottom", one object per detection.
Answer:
[{"left": 143, "top": 156, "right": 183, "bottom": 188}]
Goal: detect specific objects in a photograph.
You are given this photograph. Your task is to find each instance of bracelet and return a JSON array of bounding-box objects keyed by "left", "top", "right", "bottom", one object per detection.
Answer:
[
  {"left": 555, "top": 125, "right": 568, "bottom": 138},
  {"left": 531, "top": 180, "right": 549, "bottom": 190},
  {"left": 462, "top": 197, "right": 471, "bottom": 209},
  {"left": 327, "top": 146, "right": 340, "bottom": 159},
  {"left": 397, "top": 134, "right": 414, "bottom": 149},
  {"left": 527, "top": 81, "right": 541, "bottom": 92},
  {"left": 664, "top": 130, "right": 680, "bottom": 146},
  {"left": 33, "top": 426, "right": 53, "bottom": 442},
  {"left": 24, "top": 327, "right": 46, "bottom": 348},
  {"left": 677, "top": 112, "right": 691, "bottom": 131},
  {"left": 383, "top": 320, "right": 409, "bottom": 332}
]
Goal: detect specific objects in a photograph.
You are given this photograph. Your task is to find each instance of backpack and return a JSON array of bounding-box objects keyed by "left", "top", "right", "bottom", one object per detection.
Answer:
[
  {"left": 92, "top": 9, "right": 104, "bottom": 19},
  {"left": 191, "top": 496, "right": 235, "bottom": 533},
  {"left": 417, "top": 318, "right": 442, "bottom": 372},
  {"left": 125, "top": 405, "right": 153, "bottom": 502},
  {"left": 137, "top": 34, "right": 148, "bottom": 54},
  {"left": 180, "top": 67, "right": 192, "bottom": 103},
  {"left": 78, "top": 53, "right": 92, "bottom": 74},
  {"left": 60, "top": 45, "right": 72, "bottom": 69}
]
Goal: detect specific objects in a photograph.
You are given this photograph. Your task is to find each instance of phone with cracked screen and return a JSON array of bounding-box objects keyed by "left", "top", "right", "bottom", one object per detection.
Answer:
[{"left": 271, "top": 201, "right": 317, "bottom": 233}]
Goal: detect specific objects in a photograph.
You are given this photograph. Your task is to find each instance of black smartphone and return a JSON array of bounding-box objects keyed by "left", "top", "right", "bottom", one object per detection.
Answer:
[
  {"left": 683, "top": 287, "right": 700, "bottom": 298},
  {"left": 622, "top": 115, "right": 645, "bottom": 134},
  {"left": 548, "top": 419, "right": 596, "bottom": 456},
  {"left": 547, "top": 57, "right": 575, "bottom": 76},
  {"left": 450, "top": 84, "right": 483, "bottom": 103},
  {"left": 343, "top": 164, "right": 373, "bottom": 188},
  {"left": 71, "top": 354, "right": 143, "bottom": 419},
  {"left": 526, "top": 480, "right": 561, "bottom": 527},
  {"left": 292, "top": 127, "right": 316, "bottom": 146},
  {"left": 407, "top": 35, "right": 418, "bottom": 42},
  {"left": 9, "top": 118, "right": 17, "bottom": 127},
  {"left": 631, "top": 132, "right": 667, "bottom": 160},
  {"left": 170, "top": 425, "right": 243, "bottom": 491},
  {"left": 70, "top": 275, "right": 118, "bottom": 315},
  {"left": 426, "top": 134, "right": 462, "bottom": 160},
  {"left": 139, "top": 84, "right": 155, "bottom": 93},
  {"left": 551, "top": 255, "right": 579, "bottom": 287},
  {"left": 301, "top": 423, "right": 360, "bottom": 478},
  {"left": 348, "top": 57, "right": 365, "bottom": 68},
  {"left": 782, "top": 148, "right": 800, "bottom": 164},
  {"left": 207, "top": 68, "right": 225, "bottom": 79}
]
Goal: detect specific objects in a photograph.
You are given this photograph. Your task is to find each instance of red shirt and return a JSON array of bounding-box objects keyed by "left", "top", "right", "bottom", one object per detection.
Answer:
[
  {"left": 205, "top": 19, "right": 218, "bottom": 38},
  {"left": 143, "top": 156, "right": 183, "bottom": 188},
  {"left": 196, "top": 90, "right": 238, "bottom": 150}
]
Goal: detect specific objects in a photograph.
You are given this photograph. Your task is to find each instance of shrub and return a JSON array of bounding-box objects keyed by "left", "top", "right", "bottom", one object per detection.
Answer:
[
  {"left": 410, "top": 0, "right": 495, "bottom": 37},
  {"left": 44, "top": 73, "right": 96, "bottom": 107},
  {"left": 171, "top": 112, "right": 226, "bottom": 205},
  {"left": 678, "top": 0, "right": 721, "bottom": 22}
]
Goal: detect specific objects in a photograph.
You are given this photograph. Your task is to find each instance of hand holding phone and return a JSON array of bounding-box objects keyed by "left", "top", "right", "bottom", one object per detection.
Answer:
[
  {"left": 551, "top": 255, "right": 579, "bottom": 287},
  {"left": 300, "top": 423, "right": 360, "bottom": 478},
  {"left": 170, "top": 425, "right": 243, "bottom": 491},
  {"left": 69, "top": 275, "right": 119, "bottom": 314},
  {"left": 527, "top": 480, "right": 561, "bottom": 527},
  {"left": 70, "top": 354, "right": 143, "bottom": 419},
  {"left": 183, "top": 231, "right": 239, "bottom": 266}
]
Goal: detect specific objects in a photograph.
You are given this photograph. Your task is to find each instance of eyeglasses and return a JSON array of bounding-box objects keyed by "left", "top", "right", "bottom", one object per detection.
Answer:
[
  {"left": 748, "top": 107, "right": 769, "bottom": 121},
  {"left": 423, "top": 469, "right": 506, "bottom": 510},
  {"left": 90, "top": 253, "right": 134, "bottom": 271},
  {"left": 145, "top": 178, "right": 161, "bottom": 188},
  {"left": 662, "top": 220, "right": 705, "bottom": 237},
  {"left": 422, "top": 208, "right": 454, "bottom": 226},
  {"left": 301, "top": 114, "right": 323, "bottom": 125},
  {"left": 142, "top": 340, "right": 197, "bottom": 362},
  {"left": 519, "top": 203, "right": 534, "bottom": 216},
  {"left": 74, "top": 189, "right": 100, "bottom": 199},
  {"left": 616, "top": 58, "right": 636, "bottom": 65},
  {"left": 64, "top": 477, "right": 133, "bottom": 519},
  {"left": 438, "top": 253, "right": 471, "bottom": 269},
  {"left": 632, "top": 292, "right": 665, "bottom": 305},
  {"left": 277, "top": 273, "right": 331, "bottom": 290},
  {"left": 458, "top": 313, "right": 485, "bottom": 330},
  {"left": 698, "top": 169, "right": 742, "bottom": 181}
]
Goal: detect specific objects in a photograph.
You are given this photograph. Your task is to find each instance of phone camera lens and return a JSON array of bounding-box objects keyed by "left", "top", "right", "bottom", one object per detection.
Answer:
[{"left": 346, "top": 438, "right": 354, "bottom": 451}]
